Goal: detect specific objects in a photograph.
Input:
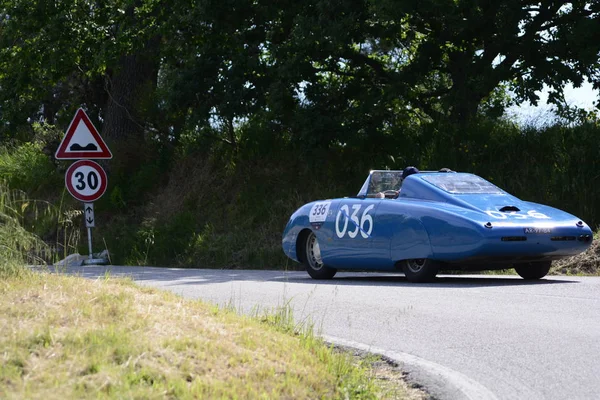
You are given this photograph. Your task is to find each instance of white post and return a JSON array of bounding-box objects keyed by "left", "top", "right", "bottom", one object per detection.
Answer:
[
  {"left": 87, "top": 227, "right": 93, "bottom": 259},
  {"left": 84, "top": 203, "right": 95, "bottom": 260}
]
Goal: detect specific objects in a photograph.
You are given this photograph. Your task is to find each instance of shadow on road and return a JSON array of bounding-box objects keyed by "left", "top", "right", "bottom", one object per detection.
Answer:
[
  {"left": 287, "top": 274, "right": 578, "bottom": 289},
  {"left": 53, "top": 265, "right": 580, "bottom": 288}
]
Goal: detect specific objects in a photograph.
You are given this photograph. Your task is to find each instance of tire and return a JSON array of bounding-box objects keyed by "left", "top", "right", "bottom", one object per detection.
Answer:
[
  {"left": 514, "top": 261, "right": 551, "bottom": 280},
  {"left": 401, "top": 259, "right": 440, "bottom": 283},
  {"left": 302, "top": 231, "right": 337, "bottom": 280}
]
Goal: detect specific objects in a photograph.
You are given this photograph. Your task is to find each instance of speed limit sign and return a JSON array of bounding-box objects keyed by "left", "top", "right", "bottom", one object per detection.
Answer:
[{"left": 65, "top": 160, "right": 108, "bottom": 202}]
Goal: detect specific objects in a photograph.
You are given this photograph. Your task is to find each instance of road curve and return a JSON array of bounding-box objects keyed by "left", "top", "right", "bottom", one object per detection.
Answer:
[{"left": 62, "top": 266, "right": 600, "bottom": 400}]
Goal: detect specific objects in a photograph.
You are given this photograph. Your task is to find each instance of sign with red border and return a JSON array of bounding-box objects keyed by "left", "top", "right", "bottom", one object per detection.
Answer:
[
  {"left": 55, "top": 108, "right": 112, "bottom": 159},
  {"left": 65, "top": 160, "right": 108, "bottom": 202}
]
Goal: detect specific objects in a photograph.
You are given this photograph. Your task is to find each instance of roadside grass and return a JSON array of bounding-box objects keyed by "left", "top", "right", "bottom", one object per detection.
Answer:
[
  {"left": 0, "top": 182, "right": 48, "bottom": 279},
  {"left": 0, "top": 273, "right": 426, "bottom": 399},
  {"left": 0, "top": 174, "right": 426, "bottom": 399}
]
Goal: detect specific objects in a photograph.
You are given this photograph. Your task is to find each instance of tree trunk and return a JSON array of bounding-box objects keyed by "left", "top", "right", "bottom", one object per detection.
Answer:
[
  {"left": 446, "top": 50, "right": 484, "bottom": 124},
  {"left": 102, "top": 41, "right": 159, "bottom": 173}
]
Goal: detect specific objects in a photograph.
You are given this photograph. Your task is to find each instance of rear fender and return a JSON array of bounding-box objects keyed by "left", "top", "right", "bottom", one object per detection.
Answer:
[
  {"left": 420, "top": 211, "right": 486, "bottom": 260},
  {"left": 390, "top": 217, "right": 434, "bottom": 262}
]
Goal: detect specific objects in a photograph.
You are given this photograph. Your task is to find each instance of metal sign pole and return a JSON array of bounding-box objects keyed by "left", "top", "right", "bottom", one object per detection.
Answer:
[
  {"left": 87, "top": 226, "right": 93, "bottom": 259},
  {"left": 84, "top": 202, "right": 96, "bottom": 261}
]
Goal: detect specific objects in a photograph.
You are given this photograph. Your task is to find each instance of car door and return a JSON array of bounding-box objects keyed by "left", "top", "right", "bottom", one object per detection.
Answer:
[{"left": 321, "top": 198, "right": 381, "bottom": 268}]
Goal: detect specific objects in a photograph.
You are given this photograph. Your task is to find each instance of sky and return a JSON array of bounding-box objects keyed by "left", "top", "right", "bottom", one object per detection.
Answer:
[{"left": 506, "top": 81, "right": 599, "bottom": 125}]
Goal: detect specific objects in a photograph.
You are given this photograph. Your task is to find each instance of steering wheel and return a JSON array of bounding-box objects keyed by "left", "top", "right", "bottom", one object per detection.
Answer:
[{"left": 382, "top": 190, "right": 399, "bottom": 199}]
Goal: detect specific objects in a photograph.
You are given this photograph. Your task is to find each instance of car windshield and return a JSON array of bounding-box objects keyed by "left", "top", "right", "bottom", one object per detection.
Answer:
[
  {"left": 422, "top": 174, "right": 504, "bottom": 194},
  {"left": 367, "top": 171, "right": 403, "bottom": 194}
]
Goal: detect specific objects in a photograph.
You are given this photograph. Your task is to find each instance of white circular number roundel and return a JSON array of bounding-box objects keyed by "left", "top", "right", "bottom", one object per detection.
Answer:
[{"left": 65, "top": 160, "right": 108, "bottom": 202}]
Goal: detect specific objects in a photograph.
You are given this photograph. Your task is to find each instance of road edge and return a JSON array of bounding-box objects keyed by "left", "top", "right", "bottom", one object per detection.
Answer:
[{"left": 323, "top": 335, "right": 498, "bottom": 400}]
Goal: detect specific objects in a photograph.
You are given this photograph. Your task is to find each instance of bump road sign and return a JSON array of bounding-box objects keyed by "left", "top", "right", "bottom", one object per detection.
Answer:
[
  {"left": 58, "top": 108, "right": 112, "bottom": 263},
  {"left": 55, "top": 108, "right": 112, "bottom": 160}
]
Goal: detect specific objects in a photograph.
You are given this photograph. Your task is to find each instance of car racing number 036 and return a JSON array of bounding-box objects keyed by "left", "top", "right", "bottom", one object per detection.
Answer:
[
  {"left": 485, "top": 210, "right": 550, "bottom": 219},
  {"left": 335, "top": 204, "right": 375, "bottom": 239},
  {"left": 310, "top": 201, "right": 375, "bottom": 239}
]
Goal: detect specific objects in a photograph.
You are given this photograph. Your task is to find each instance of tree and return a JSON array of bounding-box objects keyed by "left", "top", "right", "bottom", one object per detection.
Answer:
[
  {"left": 0, "top": 0, "right": 163, "bottom": 164},
  {"left": 342, "top": 0, "right": 600, "bottom": 123},
  {"left": 1, "top": 0, "right": 598, "bottom": 154}
]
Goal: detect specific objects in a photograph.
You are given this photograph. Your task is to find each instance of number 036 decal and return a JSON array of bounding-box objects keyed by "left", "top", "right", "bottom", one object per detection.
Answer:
[
  {"left": 485, "top": 210, "right": 550, "bottom": 219},
  {"left": 336, "top": 204, "right": 374, "bottom": 239}
]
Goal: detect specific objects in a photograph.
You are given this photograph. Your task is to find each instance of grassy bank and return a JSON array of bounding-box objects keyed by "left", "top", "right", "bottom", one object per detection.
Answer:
[
  {"left": 0, "top": 180, "right": 424, "bottom": 399},
  {"left": 0, "top": 273, "right": 425, "bottom": 399}
]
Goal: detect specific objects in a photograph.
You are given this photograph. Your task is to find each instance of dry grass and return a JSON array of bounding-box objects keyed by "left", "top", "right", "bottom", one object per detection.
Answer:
[
  {"left": 0, "top": 273, "right": 426, "bottom": 399},
  {"left": 551, "top": 238, "right": 600, "bottom": 276}
]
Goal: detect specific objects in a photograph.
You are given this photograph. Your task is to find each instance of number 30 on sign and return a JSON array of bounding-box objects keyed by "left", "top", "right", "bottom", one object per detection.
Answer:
[{"left": 65, "top": 160, "right": 108, "bottom": 202}]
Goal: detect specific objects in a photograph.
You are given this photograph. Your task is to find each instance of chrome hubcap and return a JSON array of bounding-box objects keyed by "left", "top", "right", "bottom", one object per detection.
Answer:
[
  {"left": 407, "top": 259, "right": 426, "bottom": 273},
  {"left": 307, "top": 233, "right": 323, "bottom": 270}
]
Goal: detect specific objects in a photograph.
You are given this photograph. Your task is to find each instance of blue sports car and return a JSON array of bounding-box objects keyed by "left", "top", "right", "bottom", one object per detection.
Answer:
[{"left": 282, "top": 170, "right": 593, "bottom": 282}]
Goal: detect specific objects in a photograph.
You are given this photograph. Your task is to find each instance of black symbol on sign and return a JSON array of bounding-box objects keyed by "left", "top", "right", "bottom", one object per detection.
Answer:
[
  {"left": 74, "top": 171, "right": 99, "bottom": 191},
  {"left": 87, "top": 217, "right": 94, "bottom": 224},
  {"left": 70, "top": 143, "right": 98, "bottom": 151}
]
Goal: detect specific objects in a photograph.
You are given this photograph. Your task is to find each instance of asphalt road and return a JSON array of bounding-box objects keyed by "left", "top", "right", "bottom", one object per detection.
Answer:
[{"left": 62, "top": 266, "right": 600, "bottom": 400}]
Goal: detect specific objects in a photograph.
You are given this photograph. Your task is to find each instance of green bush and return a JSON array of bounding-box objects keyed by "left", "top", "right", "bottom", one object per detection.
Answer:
[
  {"left": 2, "top": 117, "right": 600, "bottom": 269},
  {"left": 94, "top": 118, "right": 600, "bottom": 268},
  {"left": 0, "top": 142, "right": 59, "bottom": 195}
]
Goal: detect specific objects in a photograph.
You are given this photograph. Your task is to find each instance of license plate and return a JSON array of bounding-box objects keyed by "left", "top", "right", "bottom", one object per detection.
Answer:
[{"left": 524, "top": 227, "right": 552, "bottom": 234}]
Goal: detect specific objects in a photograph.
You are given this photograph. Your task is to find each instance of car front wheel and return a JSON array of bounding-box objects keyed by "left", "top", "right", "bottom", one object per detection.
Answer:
[
  {"left": 302, "top": 231, "right": 337, "bottom": 280},
  {"left": 401, "top": 259, "right": 439, "bottom": 283},
  {"left": 514, "top": 261, "right": 551, "bottom": 280}
]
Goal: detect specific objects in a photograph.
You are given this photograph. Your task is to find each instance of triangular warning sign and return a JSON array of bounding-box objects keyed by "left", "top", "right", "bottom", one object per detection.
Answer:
[{"left": 55, "top": 108, "right": 112, "bottom": 159}]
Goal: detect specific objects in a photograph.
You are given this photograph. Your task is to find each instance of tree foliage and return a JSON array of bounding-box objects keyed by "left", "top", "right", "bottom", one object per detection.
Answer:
[{"left": 0, "top": 0, "right": 599, "bottom": 152}]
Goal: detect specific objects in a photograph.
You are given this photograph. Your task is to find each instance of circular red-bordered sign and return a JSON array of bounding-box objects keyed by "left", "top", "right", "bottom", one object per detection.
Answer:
[{"left": 65, "top": 160, "right": 108, "bottom": 202}]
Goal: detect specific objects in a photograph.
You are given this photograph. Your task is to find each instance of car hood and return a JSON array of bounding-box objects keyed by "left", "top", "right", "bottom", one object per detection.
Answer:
[{"left": 439, "top": 193, "right": 581, "bottom": 224}]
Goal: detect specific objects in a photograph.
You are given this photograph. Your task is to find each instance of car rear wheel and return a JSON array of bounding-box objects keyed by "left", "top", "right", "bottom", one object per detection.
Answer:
[
  {"left": 514, "top": 261, "right": 551, "bottom": 280},
  {"left": 303, "top": 231, "right": 337, "bottom": 280},
  {"left": 401, "top": 259, "right": 439, "bottom": 283}
]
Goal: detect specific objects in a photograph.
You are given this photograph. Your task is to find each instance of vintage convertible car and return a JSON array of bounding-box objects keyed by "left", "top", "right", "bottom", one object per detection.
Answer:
[{"left": 282, "top": 170, "right": 593, "bottom": 282}]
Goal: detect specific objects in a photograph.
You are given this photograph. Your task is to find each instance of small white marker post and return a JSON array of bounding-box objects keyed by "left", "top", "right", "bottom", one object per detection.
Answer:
[{"left": 84, "top": 203, "right": 95, "bottom": 259}]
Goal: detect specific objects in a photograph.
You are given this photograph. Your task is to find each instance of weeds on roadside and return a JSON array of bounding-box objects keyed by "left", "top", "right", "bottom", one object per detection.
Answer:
[
  {"left": 0, "top": 182, "right": 47, "bottom": 277},
  {"left": 0, "top": 133, "right": 84, "bottom": 264}
]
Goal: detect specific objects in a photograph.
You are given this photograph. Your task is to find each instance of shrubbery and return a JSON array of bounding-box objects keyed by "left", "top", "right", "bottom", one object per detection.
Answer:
[
  {"left": 1, "top": 118, "right": 599, "bottom": 270},
  {"left": 0, "top": 142, "right": 59, "bottom": 195}
]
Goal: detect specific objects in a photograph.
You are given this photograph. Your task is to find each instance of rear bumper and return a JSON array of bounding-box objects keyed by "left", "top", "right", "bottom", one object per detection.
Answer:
[{"left": 432, "top": 225, "right": 593, "bottom": 264}]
